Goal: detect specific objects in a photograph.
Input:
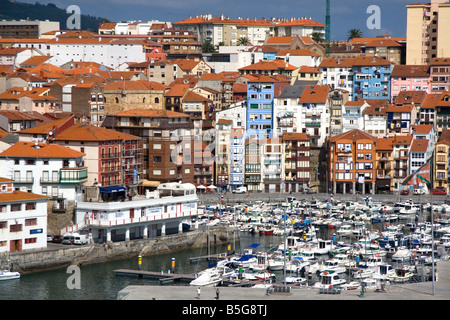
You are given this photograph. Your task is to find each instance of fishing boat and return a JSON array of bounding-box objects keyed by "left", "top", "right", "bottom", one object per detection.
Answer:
[
  {"left": 372, "top": 263, "right": 395, "bottom": 280},
  {"left": 352, "top": 266, "right": 375, "bottom": 279},
  {"left": 0, "top": 269, "right": 20, "bottom": 281}
]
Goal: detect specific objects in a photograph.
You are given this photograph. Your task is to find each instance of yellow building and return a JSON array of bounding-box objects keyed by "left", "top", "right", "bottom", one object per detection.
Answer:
[
  {"left": 406, "top": 0, "right": 450, "bottom": 65},
  {"left": 434, "top": 139, "right": 450, "bottom": 192}
]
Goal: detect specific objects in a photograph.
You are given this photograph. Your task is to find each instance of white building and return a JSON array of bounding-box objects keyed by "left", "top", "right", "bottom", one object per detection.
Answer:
[
  {"left": 319, "top": 58, "right": 355, "bottom": 99},
  {"left": 275, "top": 49, "right": 322, "bottom": 68},
  {"left": 71, "top": 182, "right": 202, "bottom": 243},
  {"left": 273, "top": 85, "right": 304, "bottom": 138},
  {"left": 13, "top": 38, "right": 147, "bottom": 69},
  {"left": 215, "top": 102, "right": 246, "bottom": 129},
  {"left": 342, "top": 100, "right": 369, "bottom": 133},
  {"left": 0, "top": 141, "right": 86, "bottom": 211},
  {"left": 0, "top": 178, "right": 49, "bottom": 253}
]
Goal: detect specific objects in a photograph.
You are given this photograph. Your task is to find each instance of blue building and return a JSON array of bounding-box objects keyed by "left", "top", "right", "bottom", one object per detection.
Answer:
[
  {"left": 352, "top": 56, "right": 393, "bottom": 101},
  {"left": 246, "top": 75, "right": 289, "bottom": 139}
]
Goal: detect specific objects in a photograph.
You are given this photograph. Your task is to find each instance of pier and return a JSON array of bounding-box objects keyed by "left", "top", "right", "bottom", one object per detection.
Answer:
[{"left": 113, "top": 269, "right": 196, "bottom": 284}]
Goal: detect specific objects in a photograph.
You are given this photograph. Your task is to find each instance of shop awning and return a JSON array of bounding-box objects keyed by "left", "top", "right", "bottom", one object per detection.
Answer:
[
  {"left": 140, "top": 179, "right": 161, "bottom": 188},
  {"left": 99, "top": 186, "right": 126, "bottom": 193}
]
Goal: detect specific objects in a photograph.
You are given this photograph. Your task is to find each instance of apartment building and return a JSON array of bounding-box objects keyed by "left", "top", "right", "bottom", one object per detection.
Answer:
[
  {"left": 274, "top": 18, "right": 325, "bottom": 38},
  {"left": 429, "top": 58, "right": 450, "bottom": 93},
  {"left": 386, "top": 104, "right": 418, "bottom": 135},
  {"left": 0, "top": 178, "right": 49, "bottom": 253},
  {"left": 0, "top": 142, "right": 86, "bottom": 212},
  {"left": 102, "top": 109, "right": 194, "bottom": 189},
  {"left": 353, "top": 56, "right": 393, "bottom": 101},
  {"left": 244, "top": 137, "right": 262, "bottom": 192},
  {"left": 434, "top": 138, "right": 450, "bottom": 192},
  {"left": 0, "top": 20, "right": 59, "bottom": 39},
  {"left": 0, "top": 87, "right": 59, "bottom": 113},
  {"left": 262, "top": 138, "right": 283, "bottom": 192},
  {"left": 328, "top": 129, "right": 378, "bottom": 195},
  {"left": 246, "top": 75, "right": 290, "bottom": 139},
  {"left": 406, "top": 0, "right": 450, "bottom": 65},
  {"left": 319, "top": 58, "right": 355, "bottom": 97},
  {"left": 361, "top": 100, "right": 389, "bottom": 138},
  {"left": 283, "top": 132, "right": 310, "bottom": 193},
  {"left": 392, "top": 135, "right": 412, "bottom": 191},
  {"left": 215, "top": 119, "right": 232, "bottom": 189},
  {"left": 229, "top": 128, "right": 245, "bottom": 192},
  {"left": 375, "top": 138, "right": 394, "bottom": 194},
  {"left": 391, "top": 65, "right": 430, "bottom": 101}
]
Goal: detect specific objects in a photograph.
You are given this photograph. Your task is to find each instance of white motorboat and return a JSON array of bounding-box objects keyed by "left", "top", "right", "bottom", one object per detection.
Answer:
[
  {"left": 283, "top": 276, "right": 307, "bottom": 285},
  {"left": 336, "top": 224, "right": 352, "bottom": 237},
  {"left": 388, "top": 267, "right": 414, "bottom": 283},
  {"left": 0, "top": 269, "right": 20, "bottom": 281},
  {"left": 319, "top": 259, "right": 347, "bottom": 274},
  {"left": 373, "top": 263, "right": 395, "bottom": 281},
  {"left": 189, "top": 271, "right": 222, "bottom": 287},
  {"left": 352, "top": 267, "right": 375, "bottom": 279},
  {"left": 313, "top": 271, "right": 346, "bottom": 289}
]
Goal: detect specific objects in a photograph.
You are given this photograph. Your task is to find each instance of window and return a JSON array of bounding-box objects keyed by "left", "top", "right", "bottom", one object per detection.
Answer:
[
  {"left": 153, "top": 144, "right": 161, "bottom": 150},
  {"left": 153, "top": 169, "right": 161, "bottom": 176}
]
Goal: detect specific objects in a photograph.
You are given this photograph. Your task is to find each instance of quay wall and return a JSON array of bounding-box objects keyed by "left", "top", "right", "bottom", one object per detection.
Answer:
[{"left": 2, "top": 227, "right": 236, "bottom": 274}]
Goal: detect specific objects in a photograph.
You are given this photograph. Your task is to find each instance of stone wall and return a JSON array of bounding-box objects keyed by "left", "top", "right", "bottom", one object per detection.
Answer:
[{"left": 2, "top": 227, "right": 236, "bottom": 274}]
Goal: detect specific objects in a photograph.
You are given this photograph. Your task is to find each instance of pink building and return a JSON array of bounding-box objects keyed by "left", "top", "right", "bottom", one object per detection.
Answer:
[{"left": 391, "top": 65, "right": 430, "bottom": 103}]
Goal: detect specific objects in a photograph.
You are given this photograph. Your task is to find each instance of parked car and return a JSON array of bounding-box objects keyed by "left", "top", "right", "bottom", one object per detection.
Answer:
[
  {"left": 233, "top": 186, "right": 247, "bottom": 194},
  {"left": 47, "top": 234, "right": 53, "bottom": 242},
  {"left": 304, "top": 188, "right": 315, "bottom": 194},
  {"left": 431, "top": 188, "right": 447, "bottom": 195},
  {"left": 52, "top": 235, "right": 63, "bottom": 243},
  {"left": 413, "top": 188, "right": 426, "bottom": 195},
  {"left": 62, "top": 235, "right": 75, "bottom": 245},
  {"left": 401, "top": 190, "right": 409, "bottom": 195}
]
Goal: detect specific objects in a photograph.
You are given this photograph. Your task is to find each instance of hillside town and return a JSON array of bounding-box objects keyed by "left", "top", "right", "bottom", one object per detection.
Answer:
[{"left": 0, "top": 0, "right": 449, "bottom": 259}]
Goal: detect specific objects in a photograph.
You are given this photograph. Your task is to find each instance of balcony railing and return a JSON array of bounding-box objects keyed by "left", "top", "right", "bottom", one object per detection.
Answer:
[{"left": 60, "top": 167, "right": 88, "bottom": 184}]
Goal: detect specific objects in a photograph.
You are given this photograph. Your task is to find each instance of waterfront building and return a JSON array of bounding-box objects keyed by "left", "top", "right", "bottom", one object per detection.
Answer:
[
  {"left": 0, "top": 141, "right": 86, "bottom": 212},
  {"left": 101, "top": 109, "right": 194, "bottom": 190},
  {"left": 352, "top": 56, "right": 393, "bottom": 101},
  {"left": 229, "top": 128, "right": 245, "bottom": 192},
  {"left": 406, "top": 0, "right": 450, "bottom": 65},
  {"left": 391, "top": 65, "right": 430, "bottom": 102},
  {"left": 215, "top": 119, "right": 232, "bottom": 190},
  {"left": 283, "top": 132, "right": 310, "bottom": 193},
  {"left": 0, "top": 177, "right": 49, "bottom": 253},
  {"left": 262, "top": 138, "right": 283, "bottom": 192},
  {"left": 434, "top": 137, "right": 450, "bottom": 192},
  {"left": 327, "top": 129, "right": 377, "bottom": 194},
  {"left": 392, "top": 135, "right": 412, "bottom": 191},
  {"left": 71, "top": 182, "right": 202, "bottom": 243},
  {"left": 244, "top": 137, "right": 262, "bottom": 192},
  {"left": 47, "top": 123, "right": 142, "bottom": 193},
  {"left": 432, "top": 91, "right": 450, "bottom": 135},
  {"left": 329, "top": 89, "right": 350, "bottom": 136},
  {"left": 375, "top": 137, "right": 394, "bottom": 194}
]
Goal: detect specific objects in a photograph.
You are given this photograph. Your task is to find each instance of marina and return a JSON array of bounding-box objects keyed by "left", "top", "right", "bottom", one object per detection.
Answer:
[{"left": 2, "top": 192, "right": 450, "bottom": 300}]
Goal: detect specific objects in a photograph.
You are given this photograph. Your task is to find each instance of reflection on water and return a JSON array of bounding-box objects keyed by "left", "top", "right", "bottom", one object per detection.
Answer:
[{"left": 1, "top": 225, "right": 384, "bottom": 300}]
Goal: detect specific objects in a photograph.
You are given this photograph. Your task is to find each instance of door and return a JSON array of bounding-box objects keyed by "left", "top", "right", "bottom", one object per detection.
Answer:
[{"left": 10, "top": 239, "right": 22, "bottom": 252}]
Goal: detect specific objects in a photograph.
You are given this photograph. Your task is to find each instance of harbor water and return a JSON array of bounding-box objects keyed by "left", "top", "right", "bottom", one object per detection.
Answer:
[{"left": 0, "top": 224, "right": 384, "bottom": 300}]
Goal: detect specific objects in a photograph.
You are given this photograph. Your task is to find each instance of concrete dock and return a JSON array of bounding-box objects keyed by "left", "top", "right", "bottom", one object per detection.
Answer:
[{"left": 117, "top": 259, "right": 450, "bottom": 300}]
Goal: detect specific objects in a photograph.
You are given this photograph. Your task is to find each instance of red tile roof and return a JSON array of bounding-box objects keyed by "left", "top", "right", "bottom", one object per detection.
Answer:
[
  {"left": 0, "top": 141, "right": 85, "bottom": 158},
  {"left": 53, "top": 123, "right": 140, "bottom": 142}
]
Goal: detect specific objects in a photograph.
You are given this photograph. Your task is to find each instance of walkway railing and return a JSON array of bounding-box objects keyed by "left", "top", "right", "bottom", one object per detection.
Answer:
[{"left": 60, "top": 209, "right": 205, "bottom": 235}]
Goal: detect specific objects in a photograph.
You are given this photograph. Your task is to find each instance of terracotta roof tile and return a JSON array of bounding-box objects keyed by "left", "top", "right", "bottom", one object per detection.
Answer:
[
  {"left": 300, "top": 85, "right": 330, "bottom": 103},
  {"left": 410, "top": 139, "right": 428, "bottom": 152},
  {"left": 329, "top": 129, "right": 377, "bottom": 143},
  {"left": 375, "top": 138, "right": 394, "bottom": 151},
  {"left": 0, "top": 141, "right": 85, "bottom": 158},
  {"left": 0, "top": 190, "right": 50, "bottom": 203},
  {"left": 111, "top": 109, "right": 189, "bottom": 118},
  {"left": 53, "top": 123, "right": 140, "bottom": 142}
]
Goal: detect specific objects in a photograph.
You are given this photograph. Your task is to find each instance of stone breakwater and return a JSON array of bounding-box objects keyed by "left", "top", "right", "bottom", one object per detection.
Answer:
[{"left": 2, "top": 227, "right": 235, "bottom": 274}]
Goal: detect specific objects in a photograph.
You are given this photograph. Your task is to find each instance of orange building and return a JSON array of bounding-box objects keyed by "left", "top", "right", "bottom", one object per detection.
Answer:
[{"left": 328, "top": 129, "right": 378, "bottom": 194}]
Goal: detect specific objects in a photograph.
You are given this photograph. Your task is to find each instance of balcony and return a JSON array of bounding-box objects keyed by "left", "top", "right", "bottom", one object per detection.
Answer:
[
  {"left": 60, "top": 167, "right": 88, "bottom": 184},
  {"left": 13, "top": 177, "right": 34, "bottom": 184}
]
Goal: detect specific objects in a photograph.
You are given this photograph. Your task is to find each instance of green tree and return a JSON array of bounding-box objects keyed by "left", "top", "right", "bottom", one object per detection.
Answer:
[
  {"left": 201, "top": 41, "right": 216, "bottom": 53},
  {"left": 347, "top": 29, "right": 363, "bottom": 41},
  {"left": 310, "top": 32, "right": 325, "bottom": 43},
  {"left": 238, "top": 37, "right": 250, "bottom": 46}
]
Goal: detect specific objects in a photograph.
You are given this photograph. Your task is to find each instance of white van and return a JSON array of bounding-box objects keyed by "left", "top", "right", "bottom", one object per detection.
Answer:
[
  {"left": 413, "top": 189, "right": 426, "bottom": 195},
  {"left": 233, "top": 186, "right": 247, "bottom": 194},
  {"left": 73, "top": 234, "right": 89, "bottom": 245}
]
